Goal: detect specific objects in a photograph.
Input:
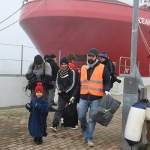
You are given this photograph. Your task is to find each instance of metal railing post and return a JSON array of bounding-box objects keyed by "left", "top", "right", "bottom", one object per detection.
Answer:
[
  {"left": 20, "top": 45, "right": 23, "bottom": 75},
  {"left": 58, "top": 50, "right": 61, "bottom": 66}
]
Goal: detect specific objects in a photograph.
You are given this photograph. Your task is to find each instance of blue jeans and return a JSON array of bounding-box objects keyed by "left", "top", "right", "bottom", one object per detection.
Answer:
[{"left": 78, "top": 98, "right": 100, "bottom": 142}]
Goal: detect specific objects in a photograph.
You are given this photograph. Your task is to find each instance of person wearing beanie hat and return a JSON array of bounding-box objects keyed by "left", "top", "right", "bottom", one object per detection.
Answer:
[
  {"left": 60, "top": 57, "right": 69, "bottom": 65},
  {"left": 60, "top": 54, "right": 79, "bottom": 128},
  {"left": 99, "top": 51, "right": 121, "bottom": 88},
  {"left": 99, "top": 52, "right": 108, "bottom": 58},
  {"left": 50, "top": 56, "right": 78, "bottom": 131},
  {"left": 43, "top": 55, "right": 50, "bottom": 62},
  {"left": 88, "top": 48, "right": 98, "bottom": 56},
  {"left": 50, "top": 54, "right": 56, "bottom": 58},
  {"left": 26, "top": 55, "right": 53, "bottom": 112},
  {"left": 44, "top": 53, "right": 59, "bottom": 111},
  {"left": 25, "top": 82, "right": 48, "bottom": 145},
  {"left": 70, "top": 48, "right": 111, "bottom": 147},
  {"left": 34, "top": 55, "right": 44, "bottom": 65},
  {"left": 50, "top": 54, "right": 57, "bottom": 62},
  {"left": 35, "top": 82, "right": 44, "bottom": 95},
  {"left": 86, "top": 48, "right": 99, "bottom": 69}
]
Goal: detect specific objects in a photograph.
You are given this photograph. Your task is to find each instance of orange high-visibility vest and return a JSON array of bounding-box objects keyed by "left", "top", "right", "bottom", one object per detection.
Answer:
[{"left": 80, "top": 64, "right": 104, "bottom": 96}]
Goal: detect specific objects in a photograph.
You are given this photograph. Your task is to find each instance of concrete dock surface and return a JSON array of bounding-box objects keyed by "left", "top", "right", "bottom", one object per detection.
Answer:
[{"left": 0, "top": 102, "right": 122, "bottom": 150}]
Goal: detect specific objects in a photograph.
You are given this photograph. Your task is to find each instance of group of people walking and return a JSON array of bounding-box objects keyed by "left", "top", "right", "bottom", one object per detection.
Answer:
[{"left": 25, "top": 48, "right": 121, "bottom": 147}]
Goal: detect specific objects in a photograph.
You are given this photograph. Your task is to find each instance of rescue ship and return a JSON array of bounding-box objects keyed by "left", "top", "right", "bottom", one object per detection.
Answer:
[{"left": 20, "top": 0, "right": 150, "bottom": 76}]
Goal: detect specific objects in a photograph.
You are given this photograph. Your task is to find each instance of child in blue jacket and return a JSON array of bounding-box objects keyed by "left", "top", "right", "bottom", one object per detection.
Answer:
[{"left": 26, "top": 82, "right": 49, "bottom": 144}]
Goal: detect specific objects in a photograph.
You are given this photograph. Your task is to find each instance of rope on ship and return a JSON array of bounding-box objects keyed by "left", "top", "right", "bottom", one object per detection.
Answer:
[
  {"left": 0, "top": 0, "right": 46, "bottom": 32},
  {"left": 139, "top": 24, "right": 150, "bottom": 55}
]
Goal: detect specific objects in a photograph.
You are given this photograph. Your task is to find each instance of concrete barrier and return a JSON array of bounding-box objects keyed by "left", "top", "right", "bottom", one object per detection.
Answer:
[
  {"left": 0, "top": 75, "right": 30, "bottom": 107},
  {"left": 0, "top": 75, "right": 150, "bottom": 107}
]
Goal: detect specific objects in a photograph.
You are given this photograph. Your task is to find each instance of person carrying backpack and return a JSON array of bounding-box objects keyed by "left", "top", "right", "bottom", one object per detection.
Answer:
[
  {"left": 99, "top": 52, "right": 121, "bottom": 88},
  {"left": 44, "top": 54, "right": 59, "bottom": 112},
  {"left": 50, "top": 57, "right": 78, "bottom": 131},
  {"left": 26, "top": 55, "right": 52, "bottom": 100},
  {"left": 60, "top": 53, "right": 79, "bottom": 129}
]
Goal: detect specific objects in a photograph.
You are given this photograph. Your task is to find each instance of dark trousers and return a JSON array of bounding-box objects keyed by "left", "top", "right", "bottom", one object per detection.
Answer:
[{"left": 52, "top": 95, "right": 66, "bottom": 126}]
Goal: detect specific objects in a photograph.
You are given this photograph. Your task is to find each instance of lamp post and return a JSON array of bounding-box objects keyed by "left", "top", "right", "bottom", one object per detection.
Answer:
[{"left": 121, "top": 0, "right": 146, "bottom": 149}]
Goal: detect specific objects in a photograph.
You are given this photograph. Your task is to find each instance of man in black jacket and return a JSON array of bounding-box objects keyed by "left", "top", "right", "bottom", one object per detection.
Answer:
[
  {"left": 99, "top": 52, "right": 121, "bottom": 88},
  {"left": 44, "top": 54, "right": 59, "bottom": 112},
  {"left": 50, "top": 57, "right": 78, "bottom": 132},
  {"left": 71, "top": 48, "right": 111, "bottom": 147}
]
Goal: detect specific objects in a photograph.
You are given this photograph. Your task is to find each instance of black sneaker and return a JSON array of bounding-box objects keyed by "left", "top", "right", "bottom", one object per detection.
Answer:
[
  {"left": 49, "top": 107, "right": 57, "bottom": 112},
  {"left": 33, "top": 137, "right": 37, "bottom": 142},
  {"left": 50, "top": 126, "right": 57, "bottom": 132},
  {"left": 35, "top": 137, "right": 42, "bottom": 145},
  {"left": 71, "top": 125, "right": 78, "bottom": 130},
  {"left": 116, "top": 79, "right": 121, "bottom": 83},
  {"left": 52, "top": 102, "right": 57, "bottom": 106}
]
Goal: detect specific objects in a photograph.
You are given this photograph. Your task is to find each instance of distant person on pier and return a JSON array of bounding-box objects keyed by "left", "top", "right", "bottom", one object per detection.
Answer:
[
  {"left": 50, "top": 57, "right": 78, "bottom": 132},
  {"left": 99, "top": 52, "right": 121, "bottom": 88},
  {"left": 71, "top": 48, "right": 111, "bottom": 147},
  {"left": 26, "top": 55, "right": 53, "bottom": 101},
  {"left": 25, "top": 82, "right": 49, "bottom": 145},
  {"left": 44, "top": 54, "right": 59, "bottom": 112}
]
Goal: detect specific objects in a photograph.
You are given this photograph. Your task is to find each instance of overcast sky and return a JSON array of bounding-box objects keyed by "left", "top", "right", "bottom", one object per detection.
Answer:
[
  {"left": 0, "top": 0, "right": 39, "bottom": 57},
  {"left": 0, "top": 0, "right": 134, "bottom": 74},
  {"left": 0, "top": 0, "right": 39, "bottom": 74}
]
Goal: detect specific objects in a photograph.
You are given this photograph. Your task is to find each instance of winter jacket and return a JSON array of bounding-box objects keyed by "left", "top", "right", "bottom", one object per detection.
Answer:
[
  {"left": 26, "top": 62, "right": 52, "bottom": 90},
  {"left": 101, "top": 58, "right": 116, "bottom": 76},
  {"left": 26, "top": 96, "right": 49, "bottom": 137},
  {"left": 46, "top": 58, "right": 59, "bottom": 81},
  {"left": 56, "top": 67, "right": 76, "bottom": 101}
]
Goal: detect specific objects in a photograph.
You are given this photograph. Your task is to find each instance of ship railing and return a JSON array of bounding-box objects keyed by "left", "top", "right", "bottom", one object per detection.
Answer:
[
  {"left": 119, "top": 56, "right": 131, "bottom": 77},
  {"left": 119, "top": 56, "right": 150, "bottom": 77}
]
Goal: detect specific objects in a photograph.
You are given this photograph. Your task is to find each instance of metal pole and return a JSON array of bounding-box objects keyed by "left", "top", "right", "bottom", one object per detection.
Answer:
[
  {"left": 58, "top": 50, "right": 61, "bottom": 66},
  {"left": 121, "top": 0, "right": 142, "bottom": 150},
  {"left": 20, "top": 45, "right": 23, "bottom": 75},
  {"left": 130, "top": 0, "right": 140, "bottom": 77}
]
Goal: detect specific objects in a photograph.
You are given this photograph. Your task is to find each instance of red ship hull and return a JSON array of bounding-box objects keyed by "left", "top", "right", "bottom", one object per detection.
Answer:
[{"left": 20, "top": 0, "right": 150, "bottom": 76}]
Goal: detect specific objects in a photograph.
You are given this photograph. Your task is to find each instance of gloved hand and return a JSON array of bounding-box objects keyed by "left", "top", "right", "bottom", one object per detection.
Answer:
[
  {"left": 58, "top": 90, "right": 66, "bottom": 95},
  {"left": 69, "top": 97, "right": 75, "bottom": 105},
  {"left": 25, "top": 103, "right": 31, "bottom": 110},
  {"left": 105, "top": 91, "right": 111, "bottom": 95},
  {"left": 26, "top": 74, "right": 33, "bottom": 80}
]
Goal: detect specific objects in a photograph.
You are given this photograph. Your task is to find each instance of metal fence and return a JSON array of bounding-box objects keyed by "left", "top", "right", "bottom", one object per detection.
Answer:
[{"left": 0, "top": 43, "right": 39, "bottom": 75}]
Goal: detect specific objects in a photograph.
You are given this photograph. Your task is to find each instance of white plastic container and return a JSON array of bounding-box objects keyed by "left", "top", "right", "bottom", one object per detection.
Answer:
[
  {"left": 125, "top": 102, "right": 146, "bottom": 145},
  {"left": 146, "top": 102, "right": 150, "bottom": 119}
]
